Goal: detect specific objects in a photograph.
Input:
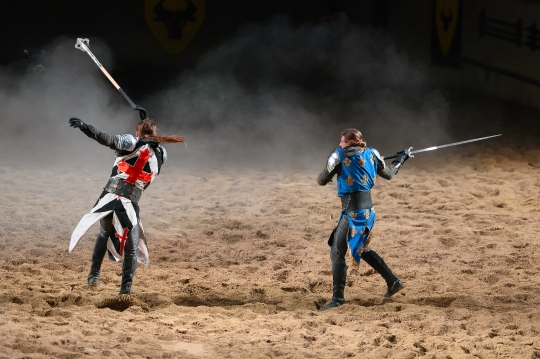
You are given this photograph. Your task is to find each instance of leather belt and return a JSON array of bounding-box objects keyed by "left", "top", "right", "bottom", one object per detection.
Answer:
[
  {"left": 340, "top": 191, "right": 372, "bottom": 211},
  {"left": 104, "top": 177, "right": 143, "bottom": 203}
]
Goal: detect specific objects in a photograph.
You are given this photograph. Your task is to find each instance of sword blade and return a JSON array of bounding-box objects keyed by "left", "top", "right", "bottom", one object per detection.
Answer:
[
  {"left": 382, "top": 134, "right": 501, "bottom": 159},
  {"left": 411, "top": 134, "right": 502, "bottom": 155}
]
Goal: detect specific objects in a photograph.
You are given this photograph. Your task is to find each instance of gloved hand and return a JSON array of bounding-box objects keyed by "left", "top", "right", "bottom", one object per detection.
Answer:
[
  {"left": 392, "top": 147, "right": 413, "bottom": 168},
  {"left": 134, "top": 105, "right": 148, "bottom": 120},
  {"left": 69, "top": 117, "right": 88, "bottom": 131}
]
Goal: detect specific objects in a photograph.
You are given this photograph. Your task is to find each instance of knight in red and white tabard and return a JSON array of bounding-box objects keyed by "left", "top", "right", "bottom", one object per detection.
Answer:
[{"left": 68, "top": 116, "right": 183, "bottom": 296}]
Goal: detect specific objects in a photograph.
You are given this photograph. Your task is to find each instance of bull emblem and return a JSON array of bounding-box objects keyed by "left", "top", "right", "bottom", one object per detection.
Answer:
[
  {"left": 145, "top": 0, "right": 205, "bottom": 56},
  {"left": 153, "top": 0, "right": 198, "bottom": 39},
  {"left": 440, "top": 8, "right": 453, "bottom": 32}
]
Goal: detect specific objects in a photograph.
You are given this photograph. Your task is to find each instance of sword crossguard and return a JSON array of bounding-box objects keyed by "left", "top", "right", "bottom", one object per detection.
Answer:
[{"left": 407, "top": 147, "right": 414, "bottom": 159}]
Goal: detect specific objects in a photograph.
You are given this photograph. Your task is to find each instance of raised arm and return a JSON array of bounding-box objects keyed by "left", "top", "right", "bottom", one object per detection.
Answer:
[
  {"left": 317, "top": 149, "right": 342, "bottom": 186},
  {"left": 69, "top": 118, "right": 137, "bottom": 152}
]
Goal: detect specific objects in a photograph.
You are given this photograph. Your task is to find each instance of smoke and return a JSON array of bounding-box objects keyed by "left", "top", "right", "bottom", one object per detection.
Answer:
[
  {"left": 0, "top": 37, "right": 138, "bottom": 171},
  {"left": 148, "top": 18, "right": 450, "bottom": 170},
  {"left": 0, "top": 19, "right": 451, "bottom": 173}
]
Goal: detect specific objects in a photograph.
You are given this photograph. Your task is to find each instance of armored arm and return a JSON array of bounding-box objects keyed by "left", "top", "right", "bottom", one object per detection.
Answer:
[
  {"left": 375, "top": 147, "right": 412, "bottom": 180},
  {"left": 317, "top": 149, "right": 342, "bottom": 185},
  {"left": 69, "top": 118, "right": 136, "bottom": 151},
  {"left": 377, "top": 164, "right": 399, "bottom": 180}
]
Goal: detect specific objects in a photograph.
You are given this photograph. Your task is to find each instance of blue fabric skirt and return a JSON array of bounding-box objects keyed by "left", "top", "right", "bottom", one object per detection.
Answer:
[{"left": 338, "top": 207, "right": 376, "bottom": 263}]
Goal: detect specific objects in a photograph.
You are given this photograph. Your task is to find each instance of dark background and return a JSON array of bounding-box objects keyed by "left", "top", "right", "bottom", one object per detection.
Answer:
[
  {"left": 2, "top": 0, "right": 536, "bottom": 170},
  {"left": 0, "top": 0, "right": 388, "bottom": 97}
]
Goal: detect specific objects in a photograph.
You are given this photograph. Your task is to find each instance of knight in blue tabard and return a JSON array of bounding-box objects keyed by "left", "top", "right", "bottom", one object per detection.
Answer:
[{"left": 317, "top": 128, "right": 412, "bottom": 311}]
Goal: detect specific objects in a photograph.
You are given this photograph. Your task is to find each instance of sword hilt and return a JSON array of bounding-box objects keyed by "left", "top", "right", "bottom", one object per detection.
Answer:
[
  {"left": 382, "top": 153, "right": 398, "bottom": 160},
  {"left": 382, "top": 147, "right": 414, "bottom": 161}
]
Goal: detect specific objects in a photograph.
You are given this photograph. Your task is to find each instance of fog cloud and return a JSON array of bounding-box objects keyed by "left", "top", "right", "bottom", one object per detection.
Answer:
[
  {"left": 148, "top": 18, "right": 450, "bottom": 169},
  {"left": 0, "top": 19, "right": 451, "bottom": 172}
]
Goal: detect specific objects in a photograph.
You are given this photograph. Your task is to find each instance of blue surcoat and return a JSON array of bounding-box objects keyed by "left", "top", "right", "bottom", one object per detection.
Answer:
[
  {"left": 336, "top": 146, "right": 377, "bottom": 196},
  {"left": 334, "top": 146, "right": 379, "bottom": 263}
]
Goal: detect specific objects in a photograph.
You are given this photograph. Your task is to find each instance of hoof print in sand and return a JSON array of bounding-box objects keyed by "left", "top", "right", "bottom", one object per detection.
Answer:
[
  {"left": 95, "top": 295, "right": 149, "bottom": 312},
  {"left": 314, "top": 300, "right": 325, "bottom": 310}
]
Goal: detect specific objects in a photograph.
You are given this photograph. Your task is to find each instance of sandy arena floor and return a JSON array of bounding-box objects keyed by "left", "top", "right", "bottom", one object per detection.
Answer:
[{"left": 1, "top": 127, "right": 540, "bottom": 359}]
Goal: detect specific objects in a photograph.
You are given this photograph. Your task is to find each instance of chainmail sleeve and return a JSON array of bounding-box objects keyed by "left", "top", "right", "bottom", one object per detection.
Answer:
[
  {"left": 377, "top": 165, "right": 399, "bottom": 180},
  {"left": 371, "top": 147, "right": 398, "bottom": 180},
  {"left": 81, "top": 124, "right": 137, "bottom": 152},
  {"left": 317, "top": 164, "right": 342, "bottom": 185}
]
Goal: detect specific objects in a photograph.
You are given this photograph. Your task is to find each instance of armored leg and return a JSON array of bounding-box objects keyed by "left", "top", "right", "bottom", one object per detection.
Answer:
[
  {"left": 361, "top": 248, "right": 404, "bottom": 297},
  {"left": 119, "top": 224, "right": 140, "bottom": 295},
  {"left": 321, "top": 216, "right": 349, "bottom": 311},
  {"left": 88, "top": 214, "right": 114, "bottom": 286}
]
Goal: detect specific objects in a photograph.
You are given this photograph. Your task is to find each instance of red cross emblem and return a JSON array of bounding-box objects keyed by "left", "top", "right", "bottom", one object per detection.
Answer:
[
  {"left": 117, "top": 148, "right": 153, "bottom": 185},
  {"left": 115, "top": 227, "right": 130, "bottom": 255}
]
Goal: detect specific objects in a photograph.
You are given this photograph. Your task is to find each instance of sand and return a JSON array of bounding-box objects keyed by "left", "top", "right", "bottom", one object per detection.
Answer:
[{"left": 2, "top": 121, "right": 540, "bottom": 359}]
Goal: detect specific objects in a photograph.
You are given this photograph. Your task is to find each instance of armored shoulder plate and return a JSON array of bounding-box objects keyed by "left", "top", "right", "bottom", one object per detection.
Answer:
[
  {"left": 114, "top": 134, "right": 137, "bottom": 152},
  {"left": 371, "top": 148, "right": 385, "bottom": 168},
  {"left": 326, "top": 149, "right": 342, "bottom": 173}
]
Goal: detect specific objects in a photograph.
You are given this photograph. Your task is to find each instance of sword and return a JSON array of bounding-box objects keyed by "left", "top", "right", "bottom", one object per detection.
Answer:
[
  {"left": 75, "top": 38, "right": 148, "bottom": 119},
  {"left": 382, "top": 134, "right": 502, "bottom": 160}
]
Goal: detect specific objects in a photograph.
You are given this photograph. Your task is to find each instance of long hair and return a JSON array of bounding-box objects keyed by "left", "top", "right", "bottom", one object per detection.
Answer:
[
  {"left": 136, "top": 118, "right": 184, "bottom": 143},
  {"left": 341, "top": 128, "right": 366, "bottom": 148}
]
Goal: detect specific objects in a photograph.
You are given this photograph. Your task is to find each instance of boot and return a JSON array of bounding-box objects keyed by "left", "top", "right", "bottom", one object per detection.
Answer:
[
  {"left": 119, "top": 225, "right": 140, "bottom": 295},
  {"left": 320, "top": 261, "right": 347, "bottom": 311},
  {"left": 361, "top": 249, "right": 405, "bottom": 297},
  {"left": 385, "top": 279, "right": 405, "bottom": 298},
  {"left": 88, "top": 229, "right": 108, "bottom": 286}
]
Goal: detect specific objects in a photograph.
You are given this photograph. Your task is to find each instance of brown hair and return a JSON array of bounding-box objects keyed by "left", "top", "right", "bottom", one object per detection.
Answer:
[
  {"left": 136, "top": 118, "right": 184, "bottom": 143},
  {"left": 341, "top": 128, "right": 366, "bottom": 148}
]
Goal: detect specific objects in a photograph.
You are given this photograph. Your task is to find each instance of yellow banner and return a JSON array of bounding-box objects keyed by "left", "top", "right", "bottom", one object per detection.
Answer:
[
  {"left": 435, "top": 0, "right": 459, "bottom": 56},
  {"left": 145, "top": 0, "right": 205, "bottom": 56}
]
